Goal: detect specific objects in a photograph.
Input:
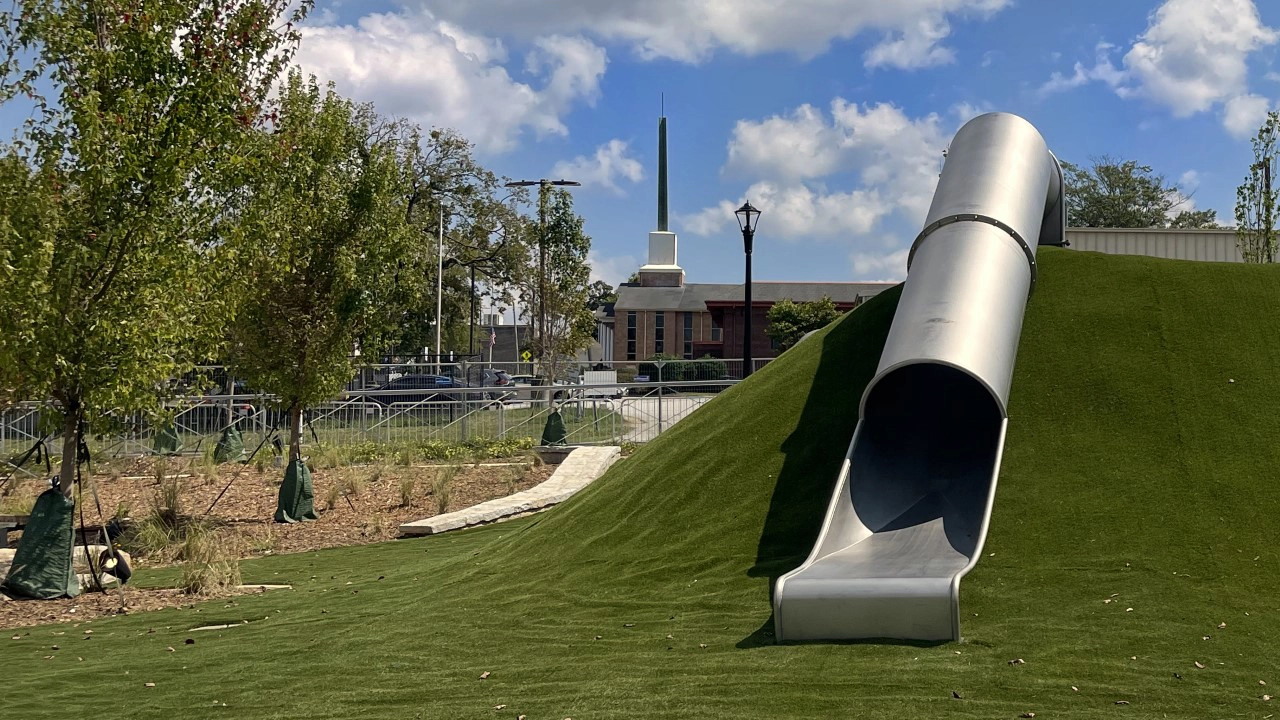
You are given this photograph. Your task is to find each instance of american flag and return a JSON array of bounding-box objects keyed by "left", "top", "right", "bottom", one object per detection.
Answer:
[{"left": 489, "top": 327, "right": 497, "bottom": 347}]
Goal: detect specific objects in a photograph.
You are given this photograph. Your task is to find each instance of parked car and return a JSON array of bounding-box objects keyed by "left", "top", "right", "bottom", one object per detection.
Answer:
[
  {"left": 355, "top": 374, "right": 481, "bottom": 406},
  {"left": 508, "top": 374, "right": 577, "bottom": 402},
  {"left": 479, "top": 368, "right": 515, "bottom": 401}
]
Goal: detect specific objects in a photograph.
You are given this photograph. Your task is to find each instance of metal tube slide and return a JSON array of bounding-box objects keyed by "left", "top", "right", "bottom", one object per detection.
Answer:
[{"left": 773, "top": 113, "right": 1063, "bottom": 642}]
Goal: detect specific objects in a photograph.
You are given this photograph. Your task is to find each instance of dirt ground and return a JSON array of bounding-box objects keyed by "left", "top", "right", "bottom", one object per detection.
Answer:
[{"left": 1, "top": 454, "right": 552, "bottom": 630}]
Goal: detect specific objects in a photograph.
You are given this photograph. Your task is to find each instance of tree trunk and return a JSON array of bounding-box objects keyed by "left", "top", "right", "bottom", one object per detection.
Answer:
[
  {"left": 58, "top": 408, "right": 79, "bottom": 499},
  {"left": 288, "top": 403, "right": 303, "bottom": 463}
]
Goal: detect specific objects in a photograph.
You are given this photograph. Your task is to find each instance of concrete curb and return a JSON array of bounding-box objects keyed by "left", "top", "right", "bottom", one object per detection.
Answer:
[{"left": 398, "top": 446, "right": 622, "bottom": 537}]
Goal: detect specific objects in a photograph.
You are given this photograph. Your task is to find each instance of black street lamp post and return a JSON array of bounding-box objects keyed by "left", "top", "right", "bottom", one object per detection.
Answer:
[
  {"left": 735, "top": 201, "right": 761, "bottom": 378},
  {"left": 504, "top": 179, "right": 581, "bottom": 360}
]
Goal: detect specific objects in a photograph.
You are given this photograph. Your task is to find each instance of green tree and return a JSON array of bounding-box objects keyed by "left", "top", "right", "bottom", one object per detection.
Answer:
[
  {"left": 767, "top": 297, "right": 842, "bottom": 352},
  {"left": 1062, "top": 157, "right": 1218, "bottom": 229},
  {"left": 1235, "top": 111, "right": 1279, "bottom": 264},
  {"left": 392, "top": 128, "right": 529, "bottom": 357},
  {"left": 519, "top": 188, "right": 594, "bottom": 382},
  {"left": 586, "top": 280, "right": 616, "bottom": 311},
  {"left": 227, "top": 73, "right": 413, "bottom": 481},
  {"left": 0, "top": 1, "right": 307, "bottom": 500}
]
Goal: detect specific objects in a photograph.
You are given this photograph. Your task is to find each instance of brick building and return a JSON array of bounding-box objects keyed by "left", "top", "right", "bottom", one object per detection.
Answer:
[{"left": 602, "top": 113, "right": 894, "bottom": 366}]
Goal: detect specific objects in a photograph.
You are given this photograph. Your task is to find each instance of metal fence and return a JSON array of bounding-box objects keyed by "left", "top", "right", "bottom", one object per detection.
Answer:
[{"left": 1, "top": 377, "right": 737, "bottom": 472}]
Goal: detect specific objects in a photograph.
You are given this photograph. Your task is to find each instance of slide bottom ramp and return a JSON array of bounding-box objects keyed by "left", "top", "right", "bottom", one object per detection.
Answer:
[{"left": 773, "top": 364, "right": 1007, "bottom": 642}]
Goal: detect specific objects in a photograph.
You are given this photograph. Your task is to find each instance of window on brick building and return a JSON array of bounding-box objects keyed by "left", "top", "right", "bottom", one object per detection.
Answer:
[
  {"left": 626, "top": 311, "right": 637, "bottom": 360},
  {"left": 683, "top": 312, "right": 694, "bottom": 359}
]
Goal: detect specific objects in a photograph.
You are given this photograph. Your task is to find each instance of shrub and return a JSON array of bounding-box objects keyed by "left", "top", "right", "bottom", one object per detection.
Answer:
[
  {"left": 341, "top": 441, "right": 382, "bottom": 465},
  {"left": 179, "top": 528, "right": 241, "bottom": 596},
  {"left": 398, "top": 478, "right": 416, "bottom": 507},
  {"left": 323, "top": 483, "right": 343, "bottom": 512},
  {"left": 431, "top": 466, "right": 457, "bottom": 515}
]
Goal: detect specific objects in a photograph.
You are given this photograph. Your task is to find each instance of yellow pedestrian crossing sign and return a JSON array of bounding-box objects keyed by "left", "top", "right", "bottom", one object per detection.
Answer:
[{"left": 521, "top": 350, "right": 532, "bottom": 362}]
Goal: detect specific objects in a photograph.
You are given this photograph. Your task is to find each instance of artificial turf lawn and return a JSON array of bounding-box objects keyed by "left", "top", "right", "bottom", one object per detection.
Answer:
[{"left": 6, "top": 248, "right": 1280, "bottom": 719}]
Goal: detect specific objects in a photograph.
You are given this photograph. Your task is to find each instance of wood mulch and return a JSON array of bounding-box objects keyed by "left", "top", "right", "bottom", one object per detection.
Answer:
[{"left": 1, "top": 453, "right": 552, "bottom": 630}]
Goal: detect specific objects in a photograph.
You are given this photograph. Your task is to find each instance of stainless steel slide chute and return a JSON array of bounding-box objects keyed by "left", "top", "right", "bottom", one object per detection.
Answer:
[{"left": 772, "top": 112, "right": 1064, "bottom": 642}]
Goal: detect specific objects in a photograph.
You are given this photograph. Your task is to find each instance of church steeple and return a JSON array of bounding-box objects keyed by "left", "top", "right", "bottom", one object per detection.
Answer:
[
  {"left": 658, "top": 114, "right": 668, "bottom": 232},
  {"left": 637, "top": 100, "right": 684, "bottom": 288}
]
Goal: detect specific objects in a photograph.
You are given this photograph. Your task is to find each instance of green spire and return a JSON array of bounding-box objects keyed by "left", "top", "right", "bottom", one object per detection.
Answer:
[{"left": 658, "top": 115, "right": 668, "bottom": 232}]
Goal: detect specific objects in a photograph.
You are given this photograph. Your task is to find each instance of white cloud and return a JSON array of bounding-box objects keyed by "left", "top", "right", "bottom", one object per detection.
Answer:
[
  {"left": 587, "top": 251, "right": 638, "bottom": 287},
  {"left": 550, "top": 139, "right": 644, "bottom": 195},
  {"left": 1178, "top": 169, "right": 1200, "bottom": 193},
  {"left": 679, "top": 200, "right": 739, "bottom": 236},
  {"left": 1038, "top": 1, "right": 1278, "bottom": 136},
  {"left": 864, "top": 14, "right": 955, "bottom": 69},
  {"left": 723, "top": 104, "right": 845, "bottom": 182},
  {"left": 295, "top": 13, "right": 606, "bottom": 152},
  {"left": 685, "top": 100, "right": 949, "bottom": 241},
  {"left": 1123, "top": 0, "right": 1276, "bottom": 117},
  {"left": 1037, "top": 42, "right": 1126, "bottom": 96},
  {"left": 851, "top": 247, "right": 910, "bottom": 281},
  {"left": 405, "top": 0, "right": 1011, "bottom": 69},
  {"left": 950, "top": 101, "right": 992, "bottom": 124},
  {"left": 1223, "top": 94, "right": 1272, "bottom": 138}
]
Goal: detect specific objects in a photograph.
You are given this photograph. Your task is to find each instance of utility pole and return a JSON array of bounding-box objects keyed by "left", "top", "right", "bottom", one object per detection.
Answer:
[
  {"left": 436, "top": 206, "right": 444, "bottom": 374},
  {"left": 503, "top": 178, "right": 580, "bottom": 374},
  {"left": 468, "top": 264, "right": 477, "bottom": 356}
]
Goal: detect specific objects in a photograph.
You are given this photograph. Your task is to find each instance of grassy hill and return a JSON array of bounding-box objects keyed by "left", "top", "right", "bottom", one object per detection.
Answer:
[{"left": 6, "top": 248, "right": 1280, "bottom": 719}]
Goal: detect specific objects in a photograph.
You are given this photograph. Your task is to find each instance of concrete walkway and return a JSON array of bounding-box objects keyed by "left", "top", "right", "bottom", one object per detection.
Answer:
[{"left": 399, "top": 445, "right": 622, "bottom": 536}]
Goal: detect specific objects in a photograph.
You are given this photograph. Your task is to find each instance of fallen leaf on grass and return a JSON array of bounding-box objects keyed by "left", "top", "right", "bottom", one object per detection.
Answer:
[
  {"left": 10, "top": 636, "right": 19, "bottom": 640},
  {"left": 1020, "top": 713, "right": 1035, "bottom": 718},
  {"left": 623, "top": 623, "right": 635, "bottom": 628},
  {"left": 1264, "top": 695, "right": 1272, "bottom": 701},
  {"left": 144, "top": 683, "right": 155, "bottom": 688},
  {"left": 951, "top": 691, "right": 962, "bottom": 699},
  {"left": 479, "top": 671, "right": 491, "bottom": 680},
  {"left": 1115, "top": 700, "right": 1129, "bottom": 705},
  {"left": 1009, "top": 658, "right": 1026, "bottom": 665},
  {"left": 166, "top": 647, "right": 175, "bottom": 652},
  {"left": 51, "top": 645, "right": 59, "bottom": 650},
  {"left": 1219, "top": 622, "right": 1227, "bottom": 629},
  {"left": 185, "top": 638, "right": 195, "bottom": 645},
  {"left": 1195, "top": 661, "right": 1205, "bottom": 669},
  {"left": 1071, "top": 686, "right": 1079, "bottom": 692},
  {"left": 699, "top": 643, "right": 708, "bottom": 649},
  {"left": 493, "top": 704, "right": 506, "bottom": 710}
]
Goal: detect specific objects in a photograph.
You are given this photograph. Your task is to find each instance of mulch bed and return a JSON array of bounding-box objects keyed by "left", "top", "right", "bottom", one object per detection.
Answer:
[{"left": 1, "top": 454, "right": 551, "bottom": 630}]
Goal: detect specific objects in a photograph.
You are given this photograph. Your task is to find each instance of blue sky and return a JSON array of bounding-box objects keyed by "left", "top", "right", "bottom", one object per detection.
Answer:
[{"left": 8, "top": 0, "right": 1279, "bottom": 289}]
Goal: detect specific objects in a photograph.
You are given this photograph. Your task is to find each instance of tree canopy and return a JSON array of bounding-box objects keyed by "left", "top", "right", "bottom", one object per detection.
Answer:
[
  {"left": 0, "top": 0, "right": 309, "bottom": 494},
  {"left": 766, "top": 297, "right": 842, "bottom": 353},
  {"left": 519, "top": 187, "right": 595, "bottom": 380},
  {"left": 1062, "top": 157, "right": 1219, "bottom": 230},
  {"left": 227, "top": 72, "right": 414, "bottom": 464},
  {"left": 1235, "top": 111, "right": 1279, "bottom": 264}
]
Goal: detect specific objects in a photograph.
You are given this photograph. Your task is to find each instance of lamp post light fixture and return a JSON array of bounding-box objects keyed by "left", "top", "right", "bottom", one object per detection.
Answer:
[
  {"left": 735, "top": 201, "right": 761, "bottom": 378},
  {"left": 503, "top": 178, "right": 581, "bottom": 363}
]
